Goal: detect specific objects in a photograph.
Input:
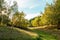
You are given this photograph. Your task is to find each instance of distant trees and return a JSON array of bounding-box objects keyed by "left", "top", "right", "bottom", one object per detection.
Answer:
[
  {"left": 30, "top": 16, "right": 41, "bottom": 27},
  {"left": 0, "top": 0, "right": 60, "bottom": 29},
  {"left": 29, "top": 0, "right": 60, "bottom": 29}
]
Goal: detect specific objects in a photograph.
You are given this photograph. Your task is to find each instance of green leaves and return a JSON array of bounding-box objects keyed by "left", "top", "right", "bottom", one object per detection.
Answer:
[
  {"left": 30, "top": 16, "right": 41, "bottom": 27},
  {"left": 12, "top": 12, "right": 29, "bottom": 27},
  {"left": 39, "top": 0, "right": 60, "bottom": 28}
]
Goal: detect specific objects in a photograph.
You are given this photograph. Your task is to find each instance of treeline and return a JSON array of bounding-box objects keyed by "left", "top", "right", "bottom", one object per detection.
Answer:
[
  {"left": 30, "top": 0, "right": 60, "bottom": 29},
  {"left": 0, "top": 0, "right": 30, "bottom": 29},
  {"left": 0, "top": 0, "right": 60, "bottom": 29}
]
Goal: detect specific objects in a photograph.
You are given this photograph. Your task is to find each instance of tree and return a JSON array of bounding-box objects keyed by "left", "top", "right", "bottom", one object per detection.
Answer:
[
  {"left": 11, "top": 1, "right": 18, "bottom": 13},
  {"left": 30, "top": 16, "right": 41, "bottom": 27},
  {"left": 0, "top": 0, "right": 18, "bottom": 26},
  {"left": 0, "top": 0, "right": 10, "bottom": 25},
  {"left": 40, "top": 5, "right": 54, "bottom": 25},
  {"left": 0, "top": 0, "right": 5, "bottom": 12},
  {"left": 12, "top": 11, "right": 29, "bottom": 28},
  {"left": 40, "top": 0, "right": 60, "bottom": 28},
  {"left": 53, "top": 0, "right": 60, "bottom": 28}
]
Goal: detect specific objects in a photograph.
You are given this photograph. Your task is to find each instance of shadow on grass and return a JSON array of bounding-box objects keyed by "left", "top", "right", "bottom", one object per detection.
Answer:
[
  {"left": 32, "top": 36, "right": 42, "bottom": 40},
  {"left": 0, "top": 38, "right": 15, "bottom": 40}
]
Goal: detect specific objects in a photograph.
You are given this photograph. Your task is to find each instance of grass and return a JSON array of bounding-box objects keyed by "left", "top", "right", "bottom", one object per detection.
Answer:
[
  {"left": 0, "top": 27, "right": 34, "bottom": 40},
  {"left": 30, "top": 29, "right": 57, "bottom": 40},
  {"left": 0, "top": 26, "right": 58, "bottom": 40}
]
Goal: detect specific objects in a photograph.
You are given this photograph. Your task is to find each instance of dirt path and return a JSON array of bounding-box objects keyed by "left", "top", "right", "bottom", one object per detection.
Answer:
[
  {"left": 28, "top": 27, "right": 60, "bottom": 40},
  {"left": 10, "top": 27, "right": 60, "bottom": 40},
  {"left": 28, "top": 26, "right": 47, "bottom": 29},
  {"left": 12, "top": 27, "right": 38, "bottom": 38}
]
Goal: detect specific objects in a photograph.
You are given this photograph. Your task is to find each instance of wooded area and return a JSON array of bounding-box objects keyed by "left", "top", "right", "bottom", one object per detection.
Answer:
[
  {"left": 0, "top": 0, "right": 60, "bottom": 29},
  {"left": 0, "top": 0, "right": 60, "bottom": 40}
]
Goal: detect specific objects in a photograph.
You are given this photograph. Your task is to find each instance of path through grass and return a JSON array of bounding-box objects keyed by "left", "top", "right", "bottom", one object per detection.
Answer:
[
  {"left": 0, "top": 27, "right": 36, "bottom": 40},
  {"left": 31, "top": 29, "right": 57, "bottom": 40},
  {"left": 0, "top": 27, "right": 58, "bottom": 40}
]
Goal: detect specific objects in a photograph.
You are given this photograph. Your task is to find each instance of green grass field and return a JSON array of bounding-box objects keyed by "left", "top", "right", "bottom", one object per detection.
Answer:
[
  {"left": 0, "top": 27, "right": 58, "bottom": 40},
  {"left": 30, "top": 29, "right": 57, "bottom": 40},
  {"left": 0, "top": 27, "right": 34, "bottom": 40}
]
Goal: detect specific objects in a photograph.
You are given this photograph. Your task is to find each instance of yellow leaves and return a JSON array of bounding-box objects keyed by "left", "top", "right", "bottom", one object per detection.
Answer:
[
  {"left": 12, "top": 12, "right": 29, "bottom": 27},
  {"left": 31, "top": 17, "right": 41, "bottom": 27}
]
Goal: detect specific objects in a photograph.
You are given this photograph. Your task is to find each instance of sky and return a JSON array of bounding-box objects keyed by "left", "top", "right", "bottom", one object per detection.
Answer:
[{"left": 5, "top": 0, "right": 53, "bottom": 20}]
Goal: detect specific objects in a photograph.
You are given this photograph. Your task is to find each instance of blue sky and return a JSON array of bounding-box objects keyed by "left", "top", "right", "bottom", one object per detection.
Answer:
[
  {"left": 5, "top": 0, "right": 53, "bottom": 20},
  {"left": 18, "top": 0, "right": 53, "bottom": 13}
]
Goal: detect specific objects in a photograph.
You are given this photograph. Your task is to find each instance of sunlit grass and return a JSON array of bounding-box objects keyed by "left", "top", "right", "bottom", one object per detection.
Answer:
[
  {"left": 0, "top": 26, "right": 58, "bottom": 40},
  {"left": 31, "top": 29, "right": 57, "bottom": 40},
  {"left": 0, "top": 27, "right": 34, "bottom": 40}
]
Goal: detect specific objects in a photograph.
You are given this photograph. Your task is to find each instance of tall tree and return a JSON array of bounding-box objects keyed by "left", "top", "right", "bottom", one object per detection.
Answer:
[
  {"left": 11, "top": 1, "right": 18, "bottom": 13},
  {"left": 12, "top": 11, "right": 29, "bottom": 28},
  {"left": 40, "top": 0, "right": 60, "bottom": 28},
  {"left": 53, "top": 0, "right": 60, "bottom": 28},
  {"left": 0, "top": 0, "right": 10, "bottom": 25}
]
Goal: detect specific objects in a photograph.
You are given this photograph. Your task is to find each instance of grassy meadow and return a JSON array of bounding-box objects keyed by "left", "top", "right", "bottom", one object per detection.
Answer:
[{"left": 0, "top": 26, "right": 59, "bottom": 40}]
